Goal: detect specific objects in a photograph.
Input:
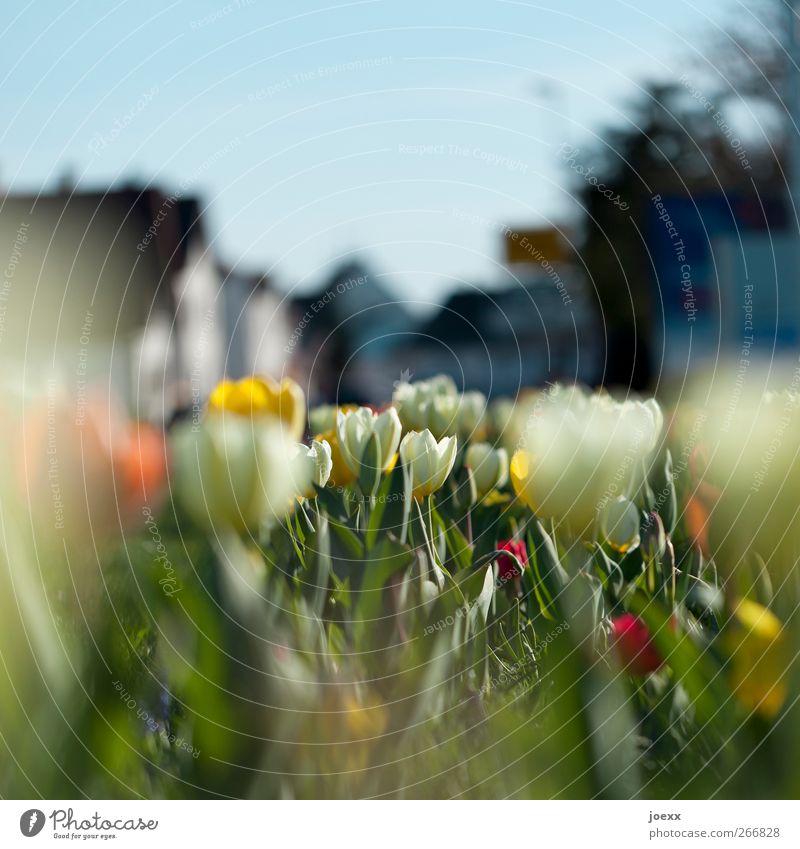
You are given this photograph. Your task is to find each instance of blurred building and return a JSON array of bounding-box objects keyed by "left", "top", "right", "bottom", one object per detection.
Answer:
[
  {"left": 647, "top": 192, "right": 792, "bottom": 380},
  {"left": 0, "top": 185, "right": 291, "bottom": 422},
  {"left": 218, "top": 263, "right": 293, "bottom": 382},
  {"left": 286, "top": 236, "right": 600, "bottom": 404},
  {"left": 406, "top": 271, "right": 600, "bottom": 397},
  {"left": 405, "top": 225, "right": 599, "bottom": 397},
  {"left": 287, "top": 261, "right": 413, "bottom": 404}
]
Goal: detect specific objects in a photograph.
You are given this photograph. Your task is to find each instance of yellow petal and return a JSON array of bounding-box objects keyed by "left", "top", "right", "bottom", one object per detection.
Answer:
[
  {"left": 734, "top": 598, "right": 782, "bottom": 641},
  {"left": 320, "top": 428, "right": 356, "bottom": 487},
  {"left": 510, "top": 450, "right": 537, "bottom": 511},
  {"left": 208, "top": 377, "right": 270, "bottom": 416},
  {"left": 208, "top": 376, "right": 306, "bottom": 441}
]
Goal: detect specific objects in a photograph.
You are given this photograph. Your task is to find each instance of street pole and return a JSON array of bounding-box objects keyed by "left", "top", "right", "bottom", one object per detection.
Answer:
[{"left": 787, "top": 0, "right": 800, "bottom": 238}]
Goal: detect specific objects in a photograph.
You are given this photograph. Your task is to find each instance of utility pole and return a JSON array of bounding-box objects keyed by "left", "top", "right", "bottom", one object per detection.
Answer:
[{"left": 788, "top": 0, "right": 800, "bottom": 239}]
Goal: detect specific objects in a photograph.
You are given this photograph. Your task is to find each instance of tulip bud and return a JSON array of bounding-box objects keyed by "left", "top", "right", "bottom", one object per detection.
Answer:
[
  {"left": 399, "top": 429, "right": 458, "bottom": 500},
  {"left": 611, "top": 613, "right": 664, "bottom": 675},
  {"left": 291, "top": 440, "right": 332, "bottom": 498},
  {"left": 465, "top": 442, "right": 509, "bottom": 499},
  {"left": 600, "top": 497, "right": 641, "bottom": 554},
  {"left": 641, "top": 512, "right": 666, "bottom": 562},
  {"left": 336, "top": 407, "right": 402, "bottom": 487},
  {"left": 392, "top": 382, "right": 425, "bottom": 431},
  {"left": 497, "top": 539, "right": 528, "bottom": 584}
]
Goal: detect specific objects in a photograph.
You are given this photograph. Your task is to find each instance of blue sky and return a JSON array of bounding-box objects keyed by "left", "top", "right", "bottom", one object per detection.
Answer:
[{"left": 2, "top": 0, "right": 740, "bottom": 306}]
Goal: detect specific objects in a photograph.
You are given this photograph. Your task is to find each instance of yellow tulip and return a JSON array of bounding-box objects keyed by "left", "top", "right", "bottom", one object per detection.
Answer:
[
  {"left": 208, "top": 376, "right": 305, "bottom": 441},
  {"left": 727, "top": 599, "right": 788, "bottom": 720}
]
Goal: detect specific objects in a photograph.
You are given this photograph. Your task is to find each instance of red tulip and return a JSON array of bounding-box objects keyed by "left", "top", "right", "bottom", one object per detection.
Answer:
[
  {"left": 611, "top": 613, "right": 664, "bottom": 675},
  {"left": 497, "top": 539, "right": 528, "bottom": 584}
]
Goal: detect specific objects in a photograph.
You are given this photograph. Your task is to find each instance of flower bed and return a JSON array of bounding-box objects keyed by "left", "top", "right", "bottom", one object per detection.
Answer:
[{"left": 1, "top": 375, "right": 797, "bottom": 799}]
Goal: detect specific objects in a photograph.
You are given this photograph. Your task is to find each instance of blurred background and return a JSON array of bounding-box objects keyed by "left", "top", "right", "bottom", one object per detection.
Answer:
[
  {"left": 4, "top": 0, "right": 800, "bottom": 804},
  {"left": 3, "top": 0, "right": 797, "bottom": 414}
]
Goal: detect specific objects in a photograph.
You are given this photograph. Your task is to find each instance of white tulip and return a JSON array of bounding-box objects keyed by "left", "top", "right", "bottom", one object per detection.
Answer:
[
  {"left": 694, "top": 382, "right": 800, "bottom": 575},
  {"left": 511, "top": 385, "right": 663, "bottom": 535},
  {"left": 465, "top": 442, "right": 508, "bottom": 498},
  {"left": 308, "top": 404, "right": 338, "bottom": 436},
  {"left": 428, "top": 394, "right": 460, "bottom": 439},
  {"left": 291, "top": 439, "right": 332, "bottom": 498},
  {"left": 393, "top": 374, "right": 458, "bottom": 432},
  {"left": 335, "top": 406, "right": 402, "bottom": 478},
  {"left": 400, "top": 429, "right": 458, "bottom": 500},
  {"left": 457, "top": 391, "right": 487, "bottom": 440},
  {"left": 172, "top": 416, "right": 296, "bottom": 531}
]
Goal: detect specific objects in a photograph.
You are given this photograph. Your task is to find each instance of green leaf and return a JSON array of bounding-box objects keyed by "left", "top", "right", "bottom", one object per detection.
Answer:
[
  {"left": 473, "top": 565, "right": 495, "bottom": 626},
  {"left": 285, "top": 512, "right": 306, "bottom": 568},
  {"left": 445, "top": 522, "right": 473, "bottom": 572},
  {"left": 365, "top": 464, "right": 401, "bottom": 550},
  {"left": 455, "top": 558, "right": 497, "bottom": 601},
  {"left": 376, "top": 460, "right": 413, "bottom": 548},
  {"left": 313, "top": 482, "right": 350, "bottom": 520},
  {"left": 526, "top": 518, "right": 568, "bottom": 620},
  {"left": 330, "top": 520, "right": 363, "bottom": 559},
  {"left": 304, "top": 514, "right": 331, "bottom": 617},
  {"left": 429, "top": 500, "right": 448, "bottom": 564},
  {"left": 537, "top": 582, "right": 642, "bottom": 798},
  {"left": 353, "top": 536, "right": 415, "bottom": 637},
  {"left": 658, "top": 449, "right": 678, "bottom": 534},
  {"left": 593, "top": 544, "right": 624, "bottom": 597},
  {"left": 358, "top": 432, "right": 383, "bottom": 498},
  {"left": 400, "top": 460, "right": 414, "bottom": 543},
  {"left": 628, "top": 594, "right": 735, "bottom": 734}
]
